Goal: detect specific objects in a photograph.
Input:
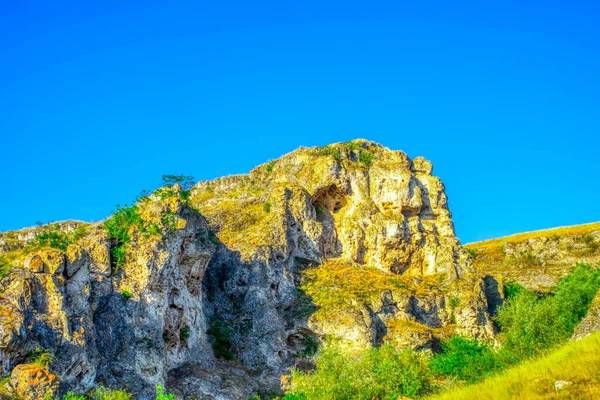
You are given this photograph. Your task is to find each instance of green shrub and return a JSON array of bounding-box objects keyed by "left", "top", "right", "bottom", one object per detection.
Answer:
[
  {"left": 91, "top": 387, "right": 132, "bottom": 400},
  {"left": 502, "top": 281, "right": 526, "bottom": 300},
  {"left": 281, "top": 395, "right": 306, "bottom": 400},
  {"left": 315, "top": 146, "right": 341, "bottom": 161},
  {"left": 431, "top": 336, "right": 500, "bottom": 383},
  {"left": 104, "top": 205, "right": 143, "bottom": 244},
  {"left": 466, "top": 248, "right": 478, "bottom": 259},
  {"left": 207, "top": 319, "right": 235, "bottom": 360},
  {"left": 104, "top": 204, "right": 143, "bottom": 270},
  {"left": 496, "top": 288, "right": 559, "bottom": 362},
  {"left": 358, "top": 150, "right": 375, "bottom": 167},
  {"left": 180, "top": 325, "right": 191, "bottom": 339},
  {"left": 160, "top": 212, "right": 178, "bottom": 233},
  {"left": 71, "top": 225, "right": 88, "bottom": 242},
  {"left": 27, "top": 348, "right": 53, "bottom": 368},
  {"left": 121, "top": 290, "right": 131, "bottom": 300},
  {"left": 62, "top": 393, "right": 86, "bottom": 400},
  {"left": 302, "top": 335, "right": 319, "bottom": 357},
  {"left": 263, "top": 202, "right": 272, "bottom": 213},
  {"left": 265, "top": 162, "right": 275, "bottom": 173},
  {"left": 0, "top": 255, "right": 12, "bottom": 280},
  {"left": 156, "top": 386, "right": 175, "bottom": 400},
  {"left": 157, "top": 175, "right": 195, "bottom": 204},
  {"left": 496, "top": 263, "right": 600, "bottom": 363},
  {"left": 343, "top": 142, "right": 359, "bottom": 152},
  {"left": 448, "top": 295, "right": 461, "bottom": 310},
  {"left": 288, "top": 344, "right": 433, "bottom": 400},
  {"left": 146, "top": 223, "right": 162, "bottom": 236},
  {"left": 551, "top": 263, "right": 600, "bottom": 333},
  {"left": 32, "top": 230, "right": 71, "bottom": 252}
]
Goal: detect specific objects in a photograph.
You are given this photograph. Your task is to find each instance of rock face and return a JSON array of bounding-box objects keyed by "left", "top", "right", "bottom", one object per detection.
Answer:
[
  {"left": 9, "top": 364, "right": 60, "bottom": 400},
  {"left": 572, "top": 291, "right": 600, "bottom": 341},
  {"left": 466, "top": 223, "right": 600, "bottom": 291},
  {"left": 0, "top": 140, "right": 503, "bottom": 399},
  {"left": 0, "top": 197, "right": 219, "bottom": 399}
]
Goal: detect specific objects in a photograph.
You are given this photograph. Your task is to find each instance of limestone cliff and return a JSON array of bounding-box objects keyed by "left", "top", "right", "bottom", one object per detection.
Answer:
[{"left": 0, "top": 140, "right": 503, "bottom": 399}]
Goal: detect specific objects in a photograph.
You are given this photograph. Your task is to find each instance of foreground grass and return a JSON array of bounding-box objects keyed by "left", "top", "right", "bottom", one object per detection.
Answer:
[{"left": 428, "top": 332, "right": 600, "bottom": 400}]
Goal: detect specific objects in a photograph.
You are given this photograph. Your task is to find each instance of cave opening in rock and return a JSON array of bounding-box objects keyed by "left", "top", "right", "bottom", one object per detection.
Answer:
[
  {"left": 312, "top": 185, "right": 347, "bottom": 258},
  {"left": 312, "top": 185, "right": 347, "bottom": 218}
]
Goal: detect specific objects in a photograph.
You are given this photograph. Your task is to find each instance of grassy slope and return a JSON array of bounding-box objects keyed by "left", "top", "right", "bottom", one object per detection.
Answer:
[
  {"left": 465, "top": 222, "right": 600, "bottom": 253},
  {"left": 428, "top": 332, "right": 600, "bottom": 400},
  {"left": 464, "top": 222, "right": 600, "bottom": 290}
]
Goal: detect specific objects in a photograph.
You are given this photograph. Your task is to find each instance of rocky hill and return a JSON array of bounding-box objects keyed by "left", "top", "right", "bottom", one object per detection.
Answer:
[
  {"left": 465, "top": 222, "right": 600, "bottom": 291},
  {"left": 0, "top": 140, "right": 596, "bottom": 399}
]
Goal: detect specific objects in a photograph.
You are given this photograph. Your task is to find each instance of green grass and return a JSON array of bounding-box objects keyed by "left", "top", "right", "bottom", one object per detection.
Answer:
[
  {"left": 90, "top": 387, "right": 132, "bottom": 400},
  {"left": 0, "top": 255, "right": 13, "bottom": 280},
  {"left": 263, "top": 202, "right": 272, "bottom": 213},
  {"left": 427, "top": 331, "right": 600, "bottom": 400},
  {"left": 155, "top": 386, "right": 175, "bottom": 400},
  {"left": 61, "top": 393, "right": 86, "bottom": 400},
  {"left": 31, "top": 230, "right": 71, "bottom": 252},
  {"left": 286, "top": 344, "right": 433, "bottom": 400},
  {"left": 103, "top": 204, "right": 143, "bottom": 270},
  {"left": 315, "top": 145, "right": 342, "bottom": 161},
  {"left": 431, "top": 337, "right": 500, "bottom": 383},
  {"left": 358, "top": 150, "right": 375, "bottom": 167},
  {"left": 27, "top": 348, "right": 53, "bottom": 368},
  {"left": 25, "top": 223, "right": 90, "bottom": 254}
]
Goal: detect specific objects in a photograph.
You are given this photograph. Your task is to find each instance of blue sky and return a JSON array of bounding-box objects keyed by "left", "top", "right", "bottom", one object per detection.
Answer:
[{"left": 1, "top": 1, "right": 599, "bottom": 243}]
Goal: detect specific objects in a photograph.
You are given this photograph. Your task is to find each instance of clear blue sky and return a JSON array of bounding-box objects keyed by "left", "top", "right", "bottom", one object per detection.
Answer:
[{"left": 1, "top": 1, "right": 599, "bottom": 243}]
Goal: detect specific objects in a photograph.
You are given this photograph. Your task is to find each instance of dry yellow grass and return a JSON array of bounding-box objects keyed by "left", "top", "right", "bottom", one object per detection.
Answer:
[
  {"left": 463, "top": 222, "right": 600, "bottom": 288},
  {"left": 465, "top": 222, "right": 600, "bottom": 253},
  {"left": 301, "top": 259, "right": 450, "bottom": 324},
  {"left": 428, "top": 331, "right": 600, "bottom": 400}
]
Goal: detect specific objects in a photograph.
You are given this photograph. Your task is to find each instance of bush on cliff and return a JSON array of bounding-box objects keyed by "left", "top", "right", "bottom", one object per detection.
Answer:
[{"left": 103, "top": 204, "right": 143, "bottom": 270}]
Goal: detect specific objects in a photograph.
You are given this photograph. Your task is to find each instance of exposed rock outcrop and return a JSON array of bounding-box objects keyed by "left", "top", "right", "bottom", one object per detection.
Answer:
[
  {"left": 466, "top": 223, "right": 600, "bottom": 291},
  {"left": 0, "top": 140, "right": 504, "bottom": 399}
]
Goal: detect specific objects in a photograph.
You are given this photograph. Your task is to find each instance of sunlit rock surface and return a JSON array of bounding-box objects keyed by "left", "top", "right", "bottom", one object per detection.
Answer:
[{"left": 0, "top": 140, "right": 512, "bottom": 399}]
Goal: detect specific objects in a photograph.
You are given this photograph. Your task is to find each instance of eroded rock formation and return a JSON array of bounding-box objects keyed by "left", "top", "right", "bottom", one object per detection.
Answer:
[{"left": 0, "top": 140, "right": 504, "bottom": 399}]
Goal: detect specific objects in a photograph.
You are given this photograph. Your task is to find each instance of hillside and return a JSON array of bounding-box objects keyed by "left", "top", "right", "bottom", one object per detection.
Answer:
[
  {"left": 429, "top": 331, "right": 600, "bottom": 400},
  {"left": 0, "top": 140, "right": 598, "bottom": 400},
  {"left": 0, "top": 140, "right": 501, "bottom": 399},
  {"left": 466, "top": 222, "right": 600, "bottom": 291}
]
